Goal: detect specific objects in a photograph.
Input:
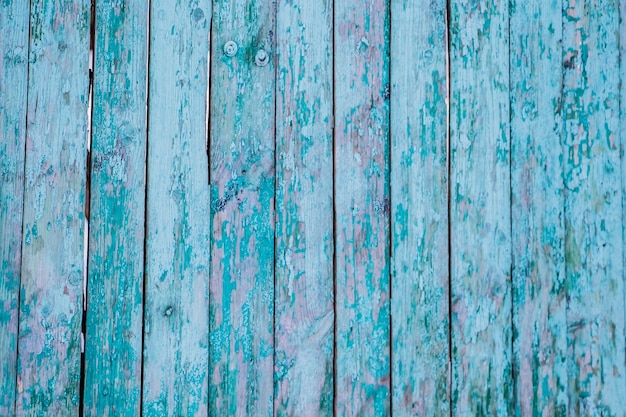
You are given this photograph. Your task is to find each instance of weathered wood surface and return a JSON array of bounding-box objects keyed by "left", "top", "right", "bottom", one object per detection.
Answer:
[
  {"left": 82, "top": 2, "right": 147, "bottom": 415},
  {"left": 449, "top": 0, "right": 512, "bottom": 414},
  {"left": 16, "top": 0, "right": 90, "bottom": 414},
  {"left": 390, "top": 1, "right": 450, "bottom": 415},
  {"left": 274, "top": 1, "right": 334, "bottom": 416},
  {"left": 562, "top": 0, "right": 626, "bottom": 414},
  {"left": 334, "top": 0, "right": 391, "bottom": 415},
  {"left": 208, "top": 1, "right": 276, "bottom": 415},
  {"left": 0, "top": 1, "right": 29, "bottom": 415},
  {"left": 510, "top": 0, "right": 568, "bottom": 415},
  {"left": 142, "top": 1, "right": 211, "bottom": 415}
]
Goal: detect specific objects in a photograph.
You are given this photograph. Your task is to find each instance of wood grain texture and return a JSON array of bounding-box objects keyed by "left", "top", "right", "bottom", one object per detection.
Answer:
[
  {"left": 562, "top": 1, "right": 626, "bottom": 414},
  {"left": 390, "top": 1, "right": 450, "bottom": 415},
  {"left": 510, "top": 0, "right": 568, "bottom": 415},
  {"left": 334, "top": 1, "right": 391, "bottom": 415},
  {"left": 274, "top": 1, "right": 334, "bottom": 416},
  {"left": 0, "top": 1, "right": 30, "bottom": 415},
  {"left": 449, "top": 0, "right": 512, "bottom": 414},
  {"left": 208, "top": 1, "right": 276, "bottom": 415},
  {"left": 142, "top": 1, "right": 211, "bottom": 415},
  {"left": 82, "top": 2, "right": 147, "bottom": 415},
  {"left": 16, "top": 0, "right": 91, "bottom": 414}
]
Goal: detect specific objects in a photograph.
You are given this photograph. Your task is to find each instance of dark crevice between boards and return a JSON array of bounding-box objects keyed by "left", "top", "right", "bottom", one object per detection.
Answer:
[
  {"left": 331, "top": 0, "right": 338, "bottom": 414},
  {"left": 14, "top": 0, "right": 34, "bottom": 412},
  {"left": 206, "top": 2, "right": 214, "bottom": 186},
  {"left": 271, "top": 1, "right": 278, "bottom": 414},
  {"left": 506, "top": 2, "right": 516, "bottom": 413},
  {"left": 139, "top": 1, "right": 152, "bottom": 414},
  {"left": 79, "top": 1, "right": 96, "bottom": 416},
  {"left": 386, "top": 2, "right": 393, "bottom": 415},
  {"left": 444, "top": 0, "right": 453, "bottom": 415}
]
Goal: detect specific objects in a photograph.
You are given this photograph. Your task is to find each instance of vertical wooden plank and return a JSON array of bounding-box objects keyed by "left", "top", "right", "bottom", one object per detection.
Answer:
[
  {"left": 142, "top": 1, "right": 211, "bottom": 415},
  {"left": 208, "top": 1, "right": 276, "bottom": 415},
  {"left": 449, "top": 0, "right": 512, "bottom": 414},
  {"left": 16, "top": 0, "right": 90, "bottom": 414},
  {"left": 334, "top": 1, "right": 391, "bottom": 415},
  {"left": 562, "top": 0, "right": 626, "bottom": 413},
  {"left": 510, "top": 0, "right": 568, "bottom": 415},
  {"left": 0, "top": 1, "right": 30, "bottom": 415},
  {"left": 390, "top": 1, "right": 450, "bottom": 415},
  {"left": 82, "top": 1, "right": 147, "bottom": 415},
  {"left": 274, "top": 1, "right": 334, "bottom": 416}
]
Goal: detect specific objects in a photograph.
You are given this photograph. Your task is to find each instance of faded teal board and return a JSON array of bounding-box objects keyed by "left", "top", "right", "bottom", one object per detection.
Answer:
[
  {"left": 390, "top": 1, "right": 450, "bottom": 415},
  {"left": 82, "top": 1, "right": 147, "bottom": 415},
  {"left": 510, "top": 0, "right": 568, "bottom": 415},
  {"left": 208, "top": 1, "right": 276, "bottom": 415},
  {"left": 449, "top": 0, "right": 512, "bottom": 414},
  {"left": 142, "top": 1, "right": 211, "bottom": 415},
  {"left": 562, "top": 0, "right": 626, "bottom": 413},
  {"left": 16, "top": 0, "right": 90, "bottom": 414},
  {"left": 0, "top": 1, "right": 29, "bottom": 415},
  {"left": 274, "top": 1, "right": 334, "bottom": 416},
  {"left": 334, "top": 0, "right": 391, "bottom": 415}
]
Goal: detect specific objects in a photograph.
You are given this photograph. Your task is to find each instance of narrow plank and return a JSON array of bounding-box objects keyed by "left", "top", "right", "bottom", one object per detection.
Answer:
[
  {"left": 142, "top": 1, "right": 211, "bottom": 415},
  {"left": 562, "top": 0, "right": 626, "bottom": 413},
  {"left": 0, "top": 1, "right": 30, "bottom": 415},
  {"left": 334, "top": 0, "right": 391, "bottom": 415},
  {"left": 390, "top": 1, "right": 450, "bottom": 415},
  {"left": 208, "top": 1, "right": 276, "bottom": 415},
  {"left": 16, "top": 0, "right": 91, "bottom": 414},
  {"left": 82, "top": 1, "right": 147, "bottom": 415},
  {"left": 449, "top": 0, "right": 512, "bottom": 414},
  {"left": 274, "top": 1, "right": 334, "bottom": 415},
  {"left": 510, "top": 0, "right": 568, "bottom": 415}
]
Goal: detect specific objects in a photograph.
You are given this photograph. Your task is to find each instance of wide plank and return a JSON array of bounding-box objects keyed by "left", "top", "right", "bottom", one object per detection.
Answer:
[
  {"left": 390, "top": 1, "right": 450, "bottom": 415},
  {"left": 334, "top": 1, "right": 391, "bottom": 415},
  {"left": 274, "top": 1, "right": 334, "bottom": 416},
  {"left": 82, "top": 1, "right": 148, "bottom": 415},
  {"left": 449, "top": 0, "right": 513, "bottom": 414},
  {"left": 142, "top": 1, "right": 211, "bottom": 415},
  {"left": 510, "top": 0, "right": 568, "bottom": 415},
  {"left": 562, "top": 0, "right": 626, "bottom": 413},
  {"left": 16, "top": 1, "right": 91, "bottom": 414},
  {"left": 208, "top": 1, "right": 276, "bottom": 415},
  {"left": 0, "top": 1, "right": 30, "bottom": 415}
]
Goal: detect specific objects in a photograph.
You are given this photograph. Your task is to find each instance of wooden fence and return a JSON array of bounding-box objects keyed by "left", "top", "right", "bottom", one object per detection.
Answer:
[{"left": 1, "top": 0, "right": 625, "bottom": 415}]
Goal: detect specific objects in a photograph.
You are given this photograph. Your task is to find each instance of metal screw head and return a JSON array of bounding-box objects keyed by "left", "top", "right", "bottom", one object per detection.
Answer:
[
  {"left": 224, "top": 40, "right": 238, "bottom": 57},
  {"left": 255, "top": 49, "right": 269, "bottom": 67}
]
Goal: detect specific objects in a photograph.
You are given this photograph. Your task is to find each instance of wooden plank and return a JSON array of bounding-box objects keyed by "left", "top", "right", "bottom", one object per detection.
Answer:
[
  {"left": 0, "top": 1, "right": 30, "bottom": 415},
  {"left": 510, "top": 0, "right": 568, "bottom": 415},
  {"left": 333, "top": 1, "right": 391, "bottom": 415},
  {"left": 82, "top": 1, "right": 147, "bottom": 415},
  {"left": 562, "top": 0, "right": 626, "bottom": 413},
  {"left": 16, "top": 0, "right": 91, "bottom": 414},
  {"left": 449, "top": 0, "right": 512, "bottom": 414},
  {"left": 142, "top": 1, "right": 211, "bottom": 415},
  {"left": 274, "top": 1, "right": 334, "bottom": 415},
  {"left": 390, "top": 1, "right": 450, "bottom": 415},
  {"left": 208, "top": 1, "right": 276, "bottom": 415}
]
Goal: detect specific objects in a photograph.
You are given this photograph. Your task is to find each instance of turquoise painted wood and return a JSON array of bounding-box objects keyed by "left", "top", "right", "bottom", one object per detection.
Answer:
[
  {"left": 510, "top": 0, "right": 568, "bottom": 415},
  {"left": 142, "top": 1, "right": 211, "bottom": 415},
  {"left": 3, "top": 1, "right": 626, "bottom": 415},
  {"left": 16, "top": 0, "right": 91, "bottom": 414},
  {"left": 0, "top": 1, "right": 29, "bottom": 415},
  {"left": 562, "top": 0, "right": 626, "bottom": 414},
  {"left": 449, "top": 0, "right": 513, "bottom": 414},
  {"left": 208, "top": 1, "right": 276, "bottom": 415},
  {"left": 83, "top": 2, "right": 147, "bottom": 415},
  {"left": 334, "top": 0, "right": 391, "bottom": 415},
  {"left": 390, "top": 1, "right": 450, "bottom": 415},
  {"left": 274, "top": 1, "right": 334, "bottom": 416}
]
